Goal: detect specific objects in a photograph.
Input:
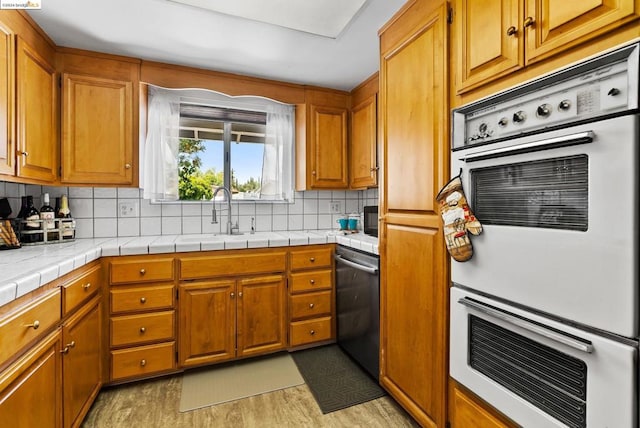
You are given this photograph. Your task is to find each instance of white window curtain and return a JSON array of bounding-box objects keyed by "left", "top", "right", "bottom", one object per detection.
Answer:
[
  {"left": 142, "top": 87, "right": 180, "bottom": 200},
  {"left": 261, "top": 103, "right": 294, "bottom": 201}
]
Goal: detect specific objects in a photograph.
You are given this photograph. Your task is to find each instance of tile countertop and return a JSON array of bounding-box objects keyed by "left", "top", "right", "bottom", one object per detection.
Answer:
[{"left": 0, "top": 230, "right": 378, "bottom": 307}]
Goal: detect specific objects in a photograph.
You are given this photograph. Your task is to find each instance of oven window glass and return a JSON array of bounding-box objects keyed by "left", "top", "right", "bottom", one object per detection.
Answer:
[
  {"left": 469, "top": 315, "right": 587, "bottom": 428},
  {"left": 471, "top": 155, "right": 588, "bottom": 231}
]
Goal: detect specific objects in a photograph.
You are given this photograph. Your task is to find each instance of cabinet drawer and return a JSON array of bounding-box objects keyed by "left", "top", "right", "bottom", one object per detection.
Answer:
[
  {"left": 110, "top": 311, "right": 175, "bottom": 347},
  {"left": 180, "top": 250, "right": 286, "bottom": 280},
  {"left": 289, "top": 247, "right": 333, "bottom": 271},
  {"left": 111, "top": 341, "right": 175, "bottom": 381},
  {"left": 290, "top": 291, "right": 332, "bottom": 320},
  {"left": 289, "top": 317, "right": 332, "bottom": 347},
  {"left": 110, "top": 258, "right": 174, "bottom": 284},
  {"left": 62, "top": 264, "right": 102, "bottom": 315},
  {"left": 111, "top": 284, "right": 174, "bottom": 314},
  {"left": 289, "top": 269, "right": 333, "bottom": 293},
  {"left": 0, "top": 289, "right": 61, "bottom": 368}
]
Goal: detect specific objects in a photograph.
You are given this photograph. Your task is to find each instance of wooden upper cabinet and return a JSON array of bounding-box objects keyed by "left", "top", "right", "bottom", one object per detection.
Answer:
[
  {"left": 61, "top": 73, "right": 133, "bottom": 184},
  {"left": 453, "top": 0, "right": 524, "bottom": 93},
  {"left": 16, "top": 36, "right": 57, "bottom": 182},
  {"left": 525, "top": 0, "right": 640, "bottom": 63},
  {"left": 453, "top": 0, "right": 640, "bottom": 93},
  {"left": 350, "top": 75, "right": 378, "bottom": 189},
  {"left": 0, "top": 22, "right": 13, "bottom": 177},
  {"left": 59, "top": 50, "right": 139, "bottom": 186},
  {"left": 296, "top": 88, "right": 349, "bottom": 190}
]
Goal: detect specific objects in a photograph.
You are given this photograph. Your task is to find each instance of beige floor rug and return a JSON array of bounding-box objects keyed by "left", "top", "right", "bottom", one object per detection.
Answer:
[{"left": 179, "top": 352, "right": 305, "bottom": 412}]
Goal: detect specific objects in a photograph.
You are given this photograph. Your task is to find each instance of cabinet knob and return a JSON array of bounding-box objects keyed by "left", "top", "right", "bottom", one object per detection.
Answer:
[
  {"left": 309, "top": 279, "right": 315, "bottom": 285},
  {"left": 20, "top": 151, "right": 28, "bottom": 157},
  {"left": 309, "top": 330, "right": 316, "bottom": 336},
  {"left": 140, "top": 359, "right": 146, "bottom": 367},
  {"left": 82, "top": 282, "right": 91, "bottom": 290},
  {"left": 60, "top": 341, "right": 75, "bottom": 354},
  {"left": 506, "top": 26, "right": 517, "bottom": 36},
  {"left": 140, "top": 327, "right": 146, "bottom": 334},
  {"left": 230, "top": 292, "right": 235, "bottom": 299},
  {"left": 140, "top": 297, "right": 146, "bottom": 304},
  {"left": 25, "top": 320, "right": 40, "bottom": 330},
  {"left": 238, "top": 291, "right": 243, "bottom": 297},
  {"left": 523, "top": 16, "right": 535, "bottom": 28},
  {"left": 370, "top": 167, "right": 380, "bottom": 172},
  {"left": 69, "top": 341, "right": 76, "bottom": 348},
  {"left": 125, "top": 164, "right": 131, "bottom": 169},
  {"left": 309, "top": 303, "right": 315, "bottom": 309},
  {"left": 311, "top": 170, "right": 316, "bottom": 175},
  {"left": 60, "top": 346, "right": 70, "bottom": 354},
  {"left": 309, "top": 257, "right": 315, "bottom": 263},
  {"left": 139, "top": 268, "right": 146, "bottom": 275}
]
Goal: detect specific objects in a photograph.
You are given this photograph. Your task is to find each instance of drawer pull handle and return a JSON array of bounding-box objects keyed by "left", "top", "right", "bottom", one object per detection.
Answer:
[
  {"left": 309, "top": 257, "right": 315, "bottom": 262},
  {"left": 25, "top": 320, "right": 40, "bottom": 330},
  {"left": 140, "top": 297, "right": 146, "bottom": 304},
  {"left": 310, "top": 279, "right": 315, "bottom": 285},
  {"left": 140, "top": 359, "right": 146, "bottom": 367},
  {"left": 82, "top": 282, "right": 91, "bottom": 290},
  {"left": 139, "top": 268, "right": 146, "bottom": 275},
  {"left": 309, "top": 303, "right": 315, "bottom": 309},
  {"left": 309, "top": 330, "right": 316, "bottom": 336},
  {"left": 140, "top": 327, "right": 146, "bottom": 334}
]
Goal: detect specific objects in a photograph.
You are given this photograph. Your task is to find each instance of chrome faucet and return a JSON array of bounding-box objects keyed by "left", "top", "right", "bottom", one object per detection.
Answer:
[{"left": 211, "top": 186, "right": 239, "bottom": 235}]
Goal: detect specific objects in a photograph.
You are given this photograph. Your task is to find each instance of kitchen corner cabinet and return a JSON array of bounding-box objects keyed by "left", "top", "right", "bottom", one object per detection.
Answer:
[
  {"left": 379, "top": 0, "right": 449, "bottom": 427},
  {"left": 16, "top": 36, "right": 58, "bottom": 182},
  {"left": 60, "top": 50, "right": 139, "bottom": 186},
  {"left": 452, "top": 0, "right": 640, "bottom": 93},
  {"left": 178, "top": 249, "right": 287, "bottom": 367},
  {"left": 108, "top": 256, "right": 176, "bottom": 382},
  {"left": 0, "top": 329, "right": 63, "bottom": 428},
  {"left": 0, "top": 22, "right": 13, "bottom": 176},
  {"left": 296, "top": 88, "right": 349, "bottom": 190},
  {"left": 349, "top": 74, "right": 378, "bottom": 189},
  {"left": 449, "top": 380, "right": 518, "bottom": 428}
]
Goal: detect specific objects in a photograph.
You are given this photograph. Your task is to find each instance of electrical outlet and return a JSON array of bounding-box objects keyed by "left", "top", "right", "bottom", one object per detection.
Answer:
[
  {"left": 118, "top": 201, "right": 139, "bottom": 218},
  {"left": 329, "top": 200, "right": 342, "bottom": 214}
]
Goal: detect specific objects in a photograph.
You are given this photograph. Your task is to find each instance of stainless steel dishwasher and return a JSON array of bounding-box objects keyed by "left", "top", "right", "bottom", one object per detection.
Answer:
[{"left": 335, "top": 245, "right": 380, "bottom": 380}]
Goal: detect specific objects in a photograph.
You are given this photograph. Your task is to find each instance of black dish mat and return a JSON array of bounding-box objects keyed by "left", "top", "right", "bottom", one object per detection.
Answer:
[{"left": 291, "top": 344, "right": 386, "bottom": 414}]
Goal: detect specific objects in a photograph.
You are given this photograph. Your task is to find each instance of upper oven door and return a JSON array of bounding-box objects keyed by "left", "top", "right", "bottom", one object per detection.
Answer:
[
  {"left": 451, "top": 114, "right": 638, "bottom": 338},
  {"left": 450, "top": 287, "right": 637, "bottom": 428}
]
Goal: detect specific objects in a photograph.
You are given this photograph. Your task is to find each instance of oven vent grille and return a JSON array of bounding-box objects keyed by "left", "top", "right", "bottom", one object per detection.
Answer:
[{"left": 469, "top": 315, "right": 587, "bottom": 428}]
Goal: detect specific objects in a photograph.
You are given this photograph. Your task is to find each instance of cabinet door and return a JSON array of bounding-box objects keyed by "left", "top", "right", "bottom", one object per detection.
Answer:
[
  {"left": 178, "top": 280, "right": 235, "bottom": 367},
  {"left": 237, "top": 274, "right": 287, "bottom": 357},
  {"left": 62, "top": 73, "right": 133, "bottom": 185},
  {"left": 453, "top": 0, "right": 524, "bottom": 93},
  {"left": 0, "top": 23, "right": 13, "bottom": 176},
  {"left": 309, "top": 105, "right": 348, "bottom": 189},
  {"left": 525, "top": 0, "right": 640, "bottom": 64},
  {"left": 350, "top": 94, "right": 377, "bottom": 189},
  {"left": 16, "top": 37, "right": 57, "bottom": 182},
  {"left": 0, "top": 329, "right": 63, "bottom": 428},
  {"left": 379, "top": 1, "right": 449, "bottom": 427},
  {"left": 62, "top": 295, "right": 102, "bottom": 428},
  {"left": 450, "top": 381, "right": 518, "bottom": 428}
]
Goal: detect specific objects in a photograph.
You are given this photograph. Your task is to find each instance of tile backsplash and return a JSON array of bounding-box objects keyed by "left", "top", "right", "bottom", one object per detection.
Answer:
[{"left": 0, "top": 181, "right": 378, "bottom": 238}]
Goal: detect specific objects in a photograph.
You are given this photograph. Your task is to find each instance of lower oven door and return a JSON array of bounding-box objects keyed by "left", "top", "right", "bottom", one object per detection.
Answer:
[{"left": 450, "top": 286, "right": 637, "bottom": 428}]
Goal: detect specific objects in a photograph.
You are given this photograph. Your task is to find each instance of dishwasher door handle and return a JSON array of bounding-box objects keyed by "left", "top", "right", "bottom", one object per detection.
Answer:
[{"left": 334, "top": 254, "right": 379, "bottom": 274}]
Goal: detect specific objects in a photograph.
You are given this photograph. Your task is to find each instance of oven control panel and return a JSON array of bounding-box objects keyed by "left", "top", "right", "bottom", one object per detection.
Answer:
[{"left": 452, "top": 42, "right": 639, "bottom": 149}]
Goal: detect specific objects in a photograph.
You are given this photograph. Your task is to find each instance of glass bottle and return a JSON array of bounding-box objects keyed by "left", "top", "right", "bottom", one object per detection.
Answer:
[
  {"left": 23, "top": 196, "right": 41, "bottom": 243},
  {"left": 58, "top": 195, "right": 74, "bottom": 240},
  {"left": 40, "top": 193, "right": 55, "bottom": 242}
]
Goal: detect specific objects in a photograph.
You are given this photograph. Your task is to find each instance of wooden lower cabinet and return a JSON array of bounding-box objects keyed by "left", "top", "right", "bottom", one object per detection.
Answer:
[
  {"left": 62, "top": 295, "right": 102, "bottom": 428},
  {"left": 178, "top": 274, "right": 287, "bottom": 367},
  {"left": 0, "top": 329, "right": 63, "bottom": 428},
  {"left": 449, "top": 380, "right": 518, "bottom": 428}
]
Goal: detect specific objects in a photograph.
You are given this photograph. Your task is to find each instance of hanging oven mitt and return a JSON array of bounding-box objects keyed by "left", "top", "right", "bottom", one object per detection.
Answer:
[{"left": 435, "top": 172, "right": 482, "bottom": 262}]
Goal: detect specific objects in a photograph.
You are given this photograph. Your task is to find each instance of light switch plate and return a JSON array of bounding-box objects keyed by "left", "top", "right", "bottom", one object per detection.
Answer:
[
  {"left": 329, "top": 200, "right": 342, "bottom": 214},
  {"left": 118, "top": 201, "right": 139, "bottom": 218}
]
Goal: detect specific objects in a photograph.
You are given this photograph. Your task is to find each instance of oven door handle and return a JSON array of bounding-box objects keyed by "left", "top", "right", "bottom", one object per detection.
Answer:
[
  {"left": 460, "top": 131, "right": 595, "bottom": 162},
  {"left": 334, "top": 254, "right": 379, "bottom": 274},
  {"left": 458, "top": 297, "right": 594, "bottom": 353}
]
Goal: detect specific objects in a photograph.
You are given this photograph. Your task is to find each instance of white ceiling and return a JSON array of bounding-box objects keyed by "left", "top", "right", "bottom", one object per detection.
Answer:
[{"left": 27, "top": 0, "right": 407, "bottom": 91}]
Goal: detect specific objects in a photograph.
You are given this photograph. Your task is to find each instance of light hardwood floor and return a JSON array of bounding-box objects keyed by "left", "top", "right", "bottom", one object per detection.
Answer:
[{"left": 82, "top": 374, "right": 420, "bottom": 428}]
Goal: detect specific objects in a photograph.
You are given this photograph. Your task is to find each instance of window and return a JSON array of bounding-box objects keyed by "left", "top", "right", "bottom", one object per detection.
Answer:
[
  {"left": 142, "top": 86, "right": 294, "bottom": 202},
  {"left": 178, "top": 105, "right": 267, "bottom": 201}
]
